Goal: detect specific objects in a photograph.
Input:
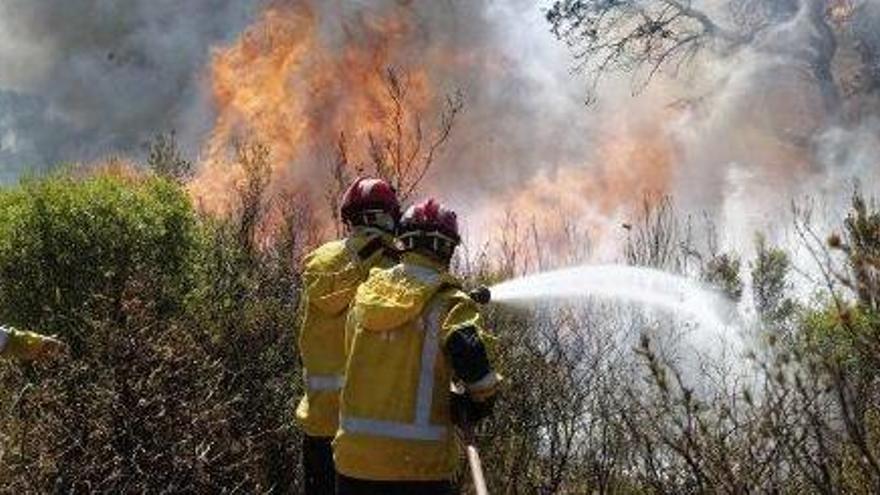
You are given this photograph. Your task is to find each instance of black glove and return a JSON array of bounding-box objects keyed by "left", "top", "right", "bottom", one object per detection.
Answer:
[
  {"left": 447, "top": 326, "right": 492, "bottom": 384},
  {"left": 450, "top": 391, "right": 495, "bottom": 428}
]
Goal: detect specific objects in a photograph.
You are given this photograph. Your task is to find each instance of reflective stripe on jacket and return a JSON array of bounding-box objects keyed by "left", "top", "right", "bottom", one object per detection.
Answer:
[
  {"left": 334, "top": 253, "right": 499, "bottom": 481},
  {"left": 295, "top": 230, "right": 396, "bottom": 437}
]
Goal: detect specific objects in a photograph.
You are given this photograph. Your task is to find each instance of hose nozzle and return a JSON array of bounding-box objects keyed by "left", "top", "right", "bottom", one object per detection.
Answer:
[{"left": 468, "top": 286, "right": 491, "bottom": 305}]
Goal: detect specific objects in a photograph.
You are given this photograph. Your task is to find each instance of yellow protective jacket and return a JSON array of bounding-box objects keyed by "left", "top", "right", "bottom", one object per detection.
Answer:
[
  {"left": 295, "top": 229, "right": 398, "bottom": 437},
  {"left": 334, "top": 253, "right": 501, "bottom": 482},
  {"left": 0, "top": 326, "right": 56, "bottom": 361}
]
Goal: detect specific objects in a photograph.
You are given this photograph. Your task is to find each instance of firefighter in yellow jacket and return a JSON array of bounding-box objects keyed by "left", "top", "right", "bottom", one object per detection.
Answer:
[
  {"left": 0, "top": 325, "right": 65, "bottom": 361},
  {"left": 335, "top": 198, "right": 501, "bottom": 495},
  {"left": 296, "top": 177, "right": 402, "bottom": 494}
]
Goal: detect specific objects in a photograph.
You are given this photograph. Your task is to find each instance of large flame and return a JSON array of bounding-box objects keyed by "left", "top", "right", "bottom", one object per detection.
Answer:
[
  {"left": 190, "top": 0, "right": 681, "bottom": 252},
  {"left": 190, "top": 1, "right": 436, "bottom": 217},
  {"left": 188, "top": 0, "right": 827, "bottom": 265}
]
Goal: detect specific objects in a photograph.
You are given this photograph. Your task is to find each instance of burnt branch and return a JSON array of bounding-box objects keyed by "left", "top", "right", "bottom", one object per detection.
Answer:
[{"left": 365, "top": 67, "right": 463, "bottom": 200}]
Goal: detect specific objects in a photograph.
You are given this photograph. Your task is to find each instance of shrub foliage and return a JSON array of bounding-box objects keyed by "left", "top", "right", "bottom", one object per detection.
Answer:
[{"left": 0, "top": 168, "right": 878, "bottom": 493}]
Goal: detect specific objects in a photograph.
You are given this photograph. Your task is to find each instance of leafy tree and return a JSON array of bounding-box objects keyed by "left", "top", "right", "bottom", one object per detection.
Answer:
[
  {"left": 832, "top": 189, "right": 880, "bottom": 310},
  {"left": 703, "top": 252, "right": 744, "bottom": 301},
  {"left": 547, "top": 0, "right": 847, "bottom": 107},
  {"left": 751, "top": 234, "right": 796, "bottom": 326}
]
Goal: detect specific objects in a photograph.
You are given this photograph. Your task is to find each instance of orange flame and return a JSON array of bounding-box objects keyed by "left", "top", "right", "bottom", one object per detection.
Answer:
[
  {"left": 190, "top": 1, "right": 436, "bottom": 218},
  {"left": 190, "top": 0, "right": 680, "bottom": 263}
]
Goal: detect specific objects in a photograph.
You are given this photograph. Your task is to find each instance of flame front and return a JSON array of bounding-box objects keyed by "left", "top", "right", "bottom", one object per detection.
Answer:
[
  {"left": 191, "top": 1, "right": 435, "bottom": 217},
  {"left": 187, "top": 0, "right": 829, "bottom": 266}
]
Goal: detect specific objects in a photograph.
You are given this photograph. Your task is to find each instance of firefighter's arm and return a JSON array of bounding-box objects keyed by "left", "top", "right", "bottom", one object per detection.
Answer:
[
  {"left": 442, "top": 297, "right": 501, "bottom": 424},
  {"left": 0, "top": 326, "right": 66, "bottom": 361}
]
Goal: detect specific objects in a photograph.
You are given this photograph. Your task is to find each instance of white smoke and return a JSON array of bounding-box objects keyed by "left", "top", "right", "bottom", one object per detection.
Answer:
[{"left": 661, "top": 0, "right": 879, "bottom": 256}]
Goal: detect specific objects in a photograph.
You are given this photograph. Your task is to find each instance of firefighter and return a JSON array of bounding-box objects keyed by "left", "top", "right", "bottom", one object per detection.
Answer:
[
  {"left": 296, "top": 177, "right": 402, "bottom": 494},
  {"left": 334, "top": 198, "right": 501, "bottom": 495},
  {"left": 0, "top": 325, "right": 66, "bottom": 361}
]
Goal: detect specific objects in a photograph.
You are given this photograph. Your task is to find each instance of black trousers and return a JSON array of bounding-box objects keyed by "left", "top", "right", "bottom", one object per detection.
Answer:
[
  {"left": 336, "top": 474, "right": 454, "bottom": 495},
  {"left": 303, "top": 435, "right": 335, "bottom": 495}
]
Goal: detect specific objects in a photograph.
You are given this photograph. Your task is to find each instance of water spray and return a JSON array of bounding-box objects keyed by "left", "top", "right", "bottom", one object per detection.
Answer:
[
  {"left": 485, "top": 264, "right": 739, "bottom": 331},
  {"left": 472, "top": 264, "right": 746, "bottom": 383}
]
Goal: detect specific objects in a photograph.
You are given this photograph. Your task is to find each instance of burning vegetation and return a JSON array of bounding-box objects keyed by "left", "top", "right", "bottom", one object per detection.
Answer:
[
  {"left": 191, "top": 1, "right": 463, "bottom": 237},
  {"left": 182, "top": 0, "right": 693, "bottom": 258}
]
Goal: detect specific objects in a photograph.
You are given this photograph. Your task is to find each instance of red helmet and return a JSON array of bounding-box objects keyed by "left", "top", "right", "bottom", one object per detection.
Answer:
[
  {"left": 400, "top": 198, "right": 460, "bottom": 245},
  {"left": 340, "top": 177, "right": 401, "bottom": 228}
]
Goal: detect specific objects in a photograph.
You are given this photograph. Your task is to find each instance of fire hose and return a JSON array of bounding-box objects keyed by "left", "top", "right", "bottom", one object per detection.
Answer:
[{"left": 460, "top": 422, "right": 489, "bottom": 495}]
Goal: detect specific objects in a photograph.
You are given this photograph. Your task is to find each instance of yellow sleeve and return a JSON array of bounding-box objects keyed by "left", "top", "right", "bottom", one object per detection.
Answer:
[
  {"left": 1, "top": 327, "right": 52, "bottom": 361},
  {"left": 441, "top": 294, "right": 498, "bottom": 355}
]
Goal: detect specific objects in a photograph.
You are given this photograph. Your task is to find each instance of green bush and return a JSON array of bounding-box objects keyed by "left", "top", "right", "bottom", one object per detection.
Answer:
[
  {"left": 802, "top": 303, "right": 880, "bottom": 372},
  {"left": 0, "top": 169, "right": 302, "bottom": 493},
  {"left": 0, "top": 171, "right": 197, "bottom": 348},
  {"left": 3, "top": 167, "right": 879, "bottom": 493}
]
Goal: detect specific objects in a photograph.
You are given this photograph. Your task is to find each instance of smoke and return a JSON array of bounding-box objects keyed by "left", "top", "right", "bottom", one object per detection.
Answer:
[
  {"left": 1, "top": 0, "right": 879, "bottom": 268},
  {"left": 187, "top": 0, "right": 606, "bottom": 230},
  {"left": 0, "top": 0, "right": 260, "bottom": 182},
  {"left": 680, "top": 0, "right": 880, "bottom": 255}
]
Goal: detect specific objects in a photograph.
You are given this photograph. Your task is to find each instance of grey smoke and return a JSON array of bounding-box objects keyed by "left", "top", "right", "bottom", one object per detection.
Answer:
[
  {"left": 660, "top": 0, "right": 880, "bottom": 254},
  {"left": 0, "top": 0, "right": 260, "bottom": 183},
  {"left": 299, "top": 0, "right": 597, "bottom": 197}
]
